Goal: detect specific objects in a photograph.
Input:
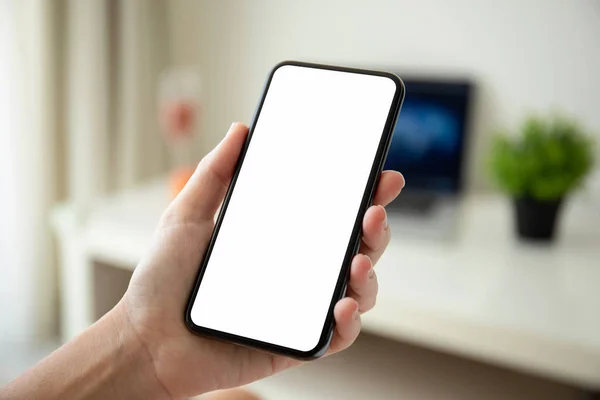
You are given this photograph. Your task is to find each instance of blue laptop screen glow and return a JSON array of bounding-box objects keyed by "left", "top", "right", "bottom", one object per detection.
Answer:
[{"left": 383, "top": 79, "right": 471, "bottom": 193}]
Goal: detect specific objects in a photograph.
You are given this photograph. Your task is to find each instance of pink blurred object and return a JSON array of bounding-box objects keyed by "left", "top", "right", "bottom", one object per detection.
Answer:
[
  {"left": 161, "top": 100, "right": 198, "bottom": 139},
  {"left": 158, "top": 68, "right": 202, "bottom": 198},
  {"left": 158, "top": 68, "right": 202, "bottom": 141}
]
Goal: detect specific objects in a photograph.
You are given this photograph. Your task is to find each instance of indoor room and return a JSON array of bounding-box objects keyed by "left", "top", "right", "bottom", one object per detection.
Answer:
[{"left": 1, "top": 1, "right": 599, "bottom": 399}]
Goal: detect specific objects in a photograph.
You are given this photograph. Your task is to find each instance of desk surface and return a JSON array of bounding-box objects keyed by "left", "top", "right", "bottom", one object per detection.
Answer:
[{"left": 57, "top": 180, "right": 600, "bottom": 389}]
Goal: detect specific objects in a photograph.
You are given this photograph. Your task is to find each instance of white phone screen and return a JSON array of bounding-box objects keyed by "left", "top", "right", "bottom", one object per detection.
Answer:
[{"left": 190, "top": 64, "right": 397, "bottom": 352}]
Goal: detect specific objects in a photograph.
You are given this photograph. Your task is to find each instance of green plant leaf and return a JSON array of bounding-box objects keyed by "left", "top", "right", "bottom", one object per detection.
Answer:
[{"left": 487, "top": 113, "right": 596, "bottom": 201}]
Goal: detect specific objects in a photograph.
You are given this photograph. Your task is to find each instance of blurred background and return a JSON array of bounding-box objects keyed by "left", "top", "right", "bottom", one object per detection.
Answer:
[{"left": 1, "top": 0, "right": 600, "bottom": 399}]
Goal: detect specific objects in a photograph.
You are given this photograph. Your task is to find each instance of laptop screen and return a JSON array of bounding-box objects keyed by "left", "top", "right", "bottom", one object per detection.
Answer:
[{"left": 384, "top": 78, "right": 472, "bottom": 194}]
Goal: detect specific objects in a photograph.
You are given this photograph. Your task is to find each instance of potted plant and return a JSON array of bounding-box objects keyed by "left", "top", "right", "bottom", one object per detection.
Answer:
[{"left": 488, "top": 114, "right": 595, "bottom": 241}]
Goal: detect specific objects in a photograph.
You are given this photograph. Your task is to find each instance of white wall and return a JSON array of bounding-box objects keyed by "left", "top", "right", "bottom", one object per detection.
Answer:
[
  {"left": 0, "top": 0, "right": 29, "bottom": 344},
  {"left": 0, "top": 0, "right": 58, "bottom": 344},
  {"left": 168, "top": 0, "right": 600, "bottom": 189}
]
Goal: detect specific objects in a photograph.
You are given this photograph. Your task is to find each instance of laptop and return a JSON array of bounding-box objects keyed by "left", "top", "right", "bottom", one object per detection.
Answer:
[{"left": 384, "top": 77, "right": 474, "bottom": 239}]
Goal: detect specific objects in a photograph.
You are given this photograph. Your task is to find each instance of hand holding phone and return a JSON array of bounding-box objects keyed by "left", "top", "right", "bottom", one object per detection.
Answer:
[
  {"left": 121, "top": 62, "right": 404, "bottom": 398},
  {"left": 186, "top": 62, "right": 404, "bottom": 357}
]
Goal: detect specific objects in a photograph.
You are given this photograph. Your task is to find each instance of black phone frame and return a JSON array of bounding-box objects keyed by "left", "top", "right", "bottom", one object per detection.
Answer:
[{"left": 185, "top": 60, "right": 405, "bottom": 359}]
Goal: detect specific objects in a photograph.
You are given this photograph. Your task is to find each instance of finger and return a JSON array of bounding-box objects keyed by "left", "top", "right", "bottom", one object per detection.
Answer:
[
  {"left": 359, "top": 205, "right": 391, "bottom": 264},
  {"left": 372, "top": 170, "right": 404, "bottom": 206},
  {"left": 347, "top": 254, "right": 378, "bottom": 313},
  {"left": 171, "top": 123, "right": 249, "bottom": 223},
  {"left": 328, "top": 297, "right": 361, "bottom": 354}
]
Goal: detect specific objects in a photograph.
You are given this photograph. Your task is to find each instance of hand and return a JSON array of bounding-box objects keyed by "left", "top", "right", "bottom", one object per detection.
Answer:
[{"left": 120, "top": 123, "right": 404, "bottom": 399}]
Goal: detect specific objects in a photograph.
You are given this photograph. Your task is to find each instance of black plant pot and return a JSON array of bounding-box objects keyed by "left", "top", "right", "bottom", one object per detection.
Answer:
[{"left": 514, "top": 197, "right": 563, "bottom": 242}]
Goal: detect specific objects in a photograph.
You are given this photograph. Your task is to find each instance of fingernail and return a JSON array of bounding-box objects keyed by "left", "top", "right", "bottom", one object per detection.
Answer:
[
  {"left": 228, "top": 122, "right": 237, "bottom": 132},
  {"left": 353, "top": 305, "right": 360, "bottom": 320},
  {"left": 400, "top": 173, "right": 406, "bottom": 189},
  {"left": 368, "top": 267, "right": 375, "bottom": 279}
]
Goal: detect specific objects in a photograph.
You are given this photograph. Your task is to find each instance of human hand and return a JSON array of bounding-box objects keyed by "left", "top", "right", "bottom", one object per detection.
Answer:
[{"left": 119, "top": 123, "right": 404, "bottom": 399}]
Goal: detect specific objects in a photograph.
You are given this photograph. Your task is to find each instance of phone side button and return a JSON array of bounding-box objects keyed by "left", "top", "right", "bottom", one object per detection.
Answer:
[
  {"left": 354, "top": 237, "right": 361, "bottom": 254},
  {"left": 340, "top": 282, "right": 348, "bottom": 298},
  {"left": 340, "top": 237, "right": 361, "bottom": 300}
]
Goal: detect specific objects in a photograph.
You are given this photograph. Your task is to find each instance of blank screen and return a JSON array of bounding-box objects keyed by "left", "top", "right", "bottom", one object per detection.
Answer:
[{"left": 190, "top": 64, "right": 397, "bottom": 352}]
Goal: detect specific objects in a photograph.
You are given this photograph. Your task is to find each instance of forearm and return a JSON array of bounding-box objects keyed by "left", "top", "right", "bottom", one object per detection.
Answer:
[{"left": 1, "top": 302, "right": 171, "bottom": 400}]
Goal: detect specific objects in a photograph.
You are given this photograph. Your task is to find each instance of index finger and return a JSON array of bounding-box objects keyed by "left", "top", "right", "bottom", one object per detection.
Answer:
[{"left": 372, "top": 171, "right": 404, "bottom": 206}]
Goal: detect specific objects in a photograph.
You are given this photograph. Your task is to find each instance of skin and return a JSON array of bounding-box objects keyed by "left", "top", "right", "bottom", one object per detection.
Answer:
[{"left": 1, "top": 123, "right": 404, "bottom": 400}]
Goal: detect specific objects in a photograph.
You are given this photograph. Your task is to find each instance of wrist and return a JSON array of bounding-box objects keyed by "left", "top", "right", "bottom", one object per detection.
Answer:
[
  {"left": 107, "top": 302, "right": 174, "bottom": 400},
  {"left": 0, "top": 301, "right": 175, "bottom": 400}
]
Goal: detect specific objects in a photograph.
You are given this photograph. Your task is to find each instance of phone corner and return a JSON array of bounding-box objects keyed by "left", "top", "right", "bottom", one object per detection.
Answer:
[
  {"left": 292, "top": 328, "right": 335, "bottom": 360},
  {"left": 383, "top": 72, "right": 405, "bottom": 97},
  {"left": 298, "top": 345, "right": 329, "bottom": 360},
  {"left": 270, "top": 60, "right": 299, "bottom": 76},
  {"left": 183, "top": 305, "right": 198, "bottom": 333}
]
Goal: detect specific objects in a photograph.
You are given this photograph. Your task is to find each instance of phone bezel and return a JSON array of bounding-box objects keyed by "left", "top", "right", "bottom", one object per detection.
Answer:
[{"left": 185, "top": 60, "right": 405, "bottom": 359}]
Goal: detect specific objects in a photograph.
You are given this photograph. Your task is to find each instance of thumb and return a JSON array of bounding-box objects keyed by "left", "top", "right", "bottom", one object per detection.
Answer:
[{"left": 170, "top": 122, "right": 249, "bottom": 224}]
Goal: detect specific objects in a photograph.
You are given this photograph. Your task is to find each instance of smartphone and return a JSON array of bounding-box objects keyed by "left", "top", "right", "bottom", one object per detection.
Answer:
[{"left": 185, "top": 61, "right": 404, "bottom": 358}]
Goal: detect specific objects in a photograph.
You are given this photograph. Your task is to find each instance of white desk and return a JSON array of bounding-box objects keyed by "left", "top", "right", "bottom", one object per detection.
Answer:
[{"left": 52, "top": 179, "right": 600, "bottom": 390}]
